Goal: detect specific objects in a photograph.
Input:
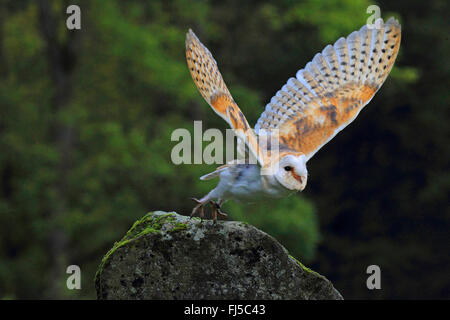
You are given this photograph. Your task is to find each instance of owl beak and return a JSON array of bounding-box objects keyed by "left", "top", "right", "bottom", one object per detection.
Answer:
[{"left": 291, "top": 170, "right": 305, "bottom": 187}]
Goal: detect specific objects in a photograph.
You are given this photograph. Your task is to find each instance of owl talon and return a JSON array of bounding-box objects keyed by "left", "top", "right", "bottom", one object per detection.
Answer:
[
  {"left": 211, "top": 201, "right": 228, "bottom": 222},
  {"left": 190, "top": 198, "right": 205, "bottom": 219}
]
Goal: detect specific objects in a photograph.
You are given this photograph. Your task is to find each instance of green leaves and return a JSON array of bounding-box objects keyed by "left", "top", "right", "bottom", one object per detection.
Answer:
[
  {"left": 284, "top": 0, "right": 370, "bottom": 42},
  {"left": 226, "top": 195, "right": 319, "bottom": 261}
]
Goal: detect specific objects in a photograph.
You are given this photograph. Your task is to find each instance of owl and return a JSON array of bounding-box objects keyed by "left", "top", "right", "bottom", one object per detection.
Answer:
[{"left": 185, "top": 17, "right": 401, "bottom": 220}]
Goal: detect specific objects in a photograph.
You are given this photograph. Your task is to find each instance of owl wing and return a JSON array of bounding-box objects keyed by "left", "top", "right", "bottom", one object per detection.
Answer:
[
  {"left": 255, "top": 17, "right": 401, "bottom": 162},
  {"left": 186, "top": 30, "right": 265, "bottom": 166}
]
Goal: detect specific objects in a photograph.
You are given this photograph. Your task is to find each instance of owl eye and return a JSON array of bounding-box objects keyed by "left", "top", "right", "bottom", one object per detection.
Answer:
[{"left": 284, "top": 166, "right": 292, "bottom": 171}]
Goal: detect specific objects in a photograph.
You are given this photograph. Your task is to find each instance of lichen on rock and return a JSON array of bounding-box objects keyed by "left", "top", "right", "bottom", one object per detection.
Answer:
[{"left": 95, "top": 211, "right": 343, "bottom": 300}]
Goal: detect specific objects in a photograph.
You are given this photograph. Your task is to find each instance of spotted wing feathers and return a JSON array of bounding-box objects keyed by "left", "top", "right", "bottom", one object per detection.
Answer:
[
  {"left": 186, "top": 29, "right": 265, "bottom": 166},
  {"left": 255, "top": 17, "right": 401, "bottom": 161}
]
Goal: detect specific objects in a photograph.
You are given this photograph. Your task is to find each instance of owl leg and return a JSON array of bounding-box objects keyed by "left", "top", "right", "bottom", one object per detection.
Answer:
[
  {"left": 190, "top": 191, "right": 218, "bottom": 219},
  {"left": 210, "top": 199, "right": 228, "bottom": 222},
  {"left": 190, "top": 197, "right": 206, "bottom": 219}
]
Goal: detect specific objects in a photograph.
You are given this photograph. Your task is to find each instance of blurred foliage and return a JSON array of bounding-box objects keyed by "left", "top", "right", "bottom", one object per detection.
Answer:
[
  {"left": 226, "top": 196, "right": 319, "bottom": 261},
  {"left": 0, "top": 0, "right": 448, "bottom": 299}
]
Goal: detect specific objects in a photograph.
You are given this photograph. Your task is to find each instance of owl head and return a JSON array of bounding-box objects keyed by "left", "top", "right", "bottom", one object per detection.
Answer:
[{"left": 272, "top": 153, "right": 308, "bottom": 191}]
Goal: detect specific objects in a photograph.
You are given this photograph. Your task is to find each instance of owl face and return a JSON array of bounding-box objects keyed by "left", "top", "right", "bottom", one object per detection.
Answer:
[{"left": 274, "top": 154, "right": 308, "bottom": 191}]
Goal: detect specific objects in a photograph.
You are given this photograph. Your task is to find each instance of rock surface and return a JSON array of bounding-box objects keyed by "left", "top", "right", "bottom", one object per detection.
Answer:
[{"left": 95, "top": 211, "right": 343, "bottom": 300}]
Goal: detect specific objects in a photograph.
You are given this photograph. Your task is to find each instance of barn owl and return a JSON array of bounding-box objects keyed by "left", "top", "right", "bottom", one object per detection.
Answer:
[{"left": 185, "top": 17, "right": 401, "bottom": 220}]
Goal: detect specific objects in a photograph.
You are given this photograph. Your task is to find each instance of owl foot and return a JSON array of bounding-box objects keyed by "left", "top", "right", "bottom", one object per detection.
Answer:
[
  {"left": 210, "top": 201, "right": 228, "bottom": 222},
  {"left": 190, "top": 198, "right": 205, "bottom": 219}
]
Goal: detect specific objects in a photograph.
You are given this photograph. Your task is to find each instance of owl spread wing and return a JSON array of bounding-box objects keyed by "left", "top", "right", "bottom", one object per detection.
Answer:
[
  {"left": 186, "top": 30, "right": 265, "bottom": 166},
  {"left": 255, "top": 17, "right": 401, "bottom": 162}
]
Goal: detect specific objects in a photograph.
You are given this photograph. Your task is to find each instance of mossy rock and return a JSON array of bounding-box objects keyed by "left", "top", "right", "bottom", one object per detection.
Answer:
[{"left": 95, "top": 211, "right": 342, "bottom": 300}]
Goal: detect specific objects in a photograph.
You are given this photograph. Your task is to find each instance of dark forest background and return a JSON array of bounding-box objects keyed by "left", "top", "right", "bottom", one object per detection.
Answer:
[{"left": 0, "top": 0, "right": 448, "bottom": 299}]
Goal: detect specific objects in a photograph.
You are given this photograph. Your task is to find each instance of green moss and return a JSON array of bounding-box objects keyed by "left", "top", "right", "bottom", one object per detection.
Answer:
[
  {"left": 123, "top": 212, "right": 175, "bottom": 240},
  {"left": 168, "top": 222, "right": 189, "bottom": 232},
  {"left": 288, "top": 255, "right": 323, "bottom": 278},
  {"left": 95, "top": 211, "right": 189, "bottom": 296}
]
